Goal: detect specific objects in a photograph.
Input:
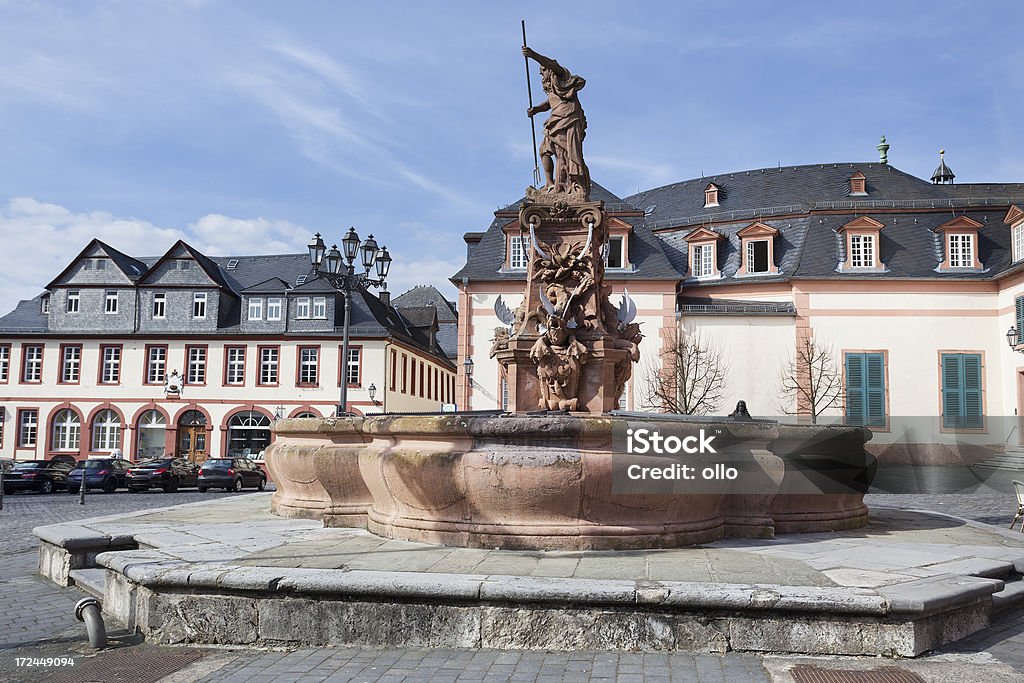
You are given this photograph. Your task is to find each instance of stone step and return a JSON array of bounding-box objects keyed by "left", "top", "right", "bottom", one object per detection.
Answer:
[
  {"left": 69, "top": 568, "right": 106, "bottom": 600},
  {"left": 993, "top": 577, "right": 1024, "bottom": 614},
  {"left": 923, "top": 558, "right": 1016, "bottom": 580}
]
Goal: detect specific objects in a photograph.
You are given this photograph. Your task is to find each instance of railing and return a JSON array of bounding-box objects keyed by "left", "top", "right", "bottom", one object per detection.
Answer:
[
  {"left": 679, "top": 303, "right": 796, "bottom": 314},
  {"left": 646, "top": 204, "right": 806, "bottom": 230}
]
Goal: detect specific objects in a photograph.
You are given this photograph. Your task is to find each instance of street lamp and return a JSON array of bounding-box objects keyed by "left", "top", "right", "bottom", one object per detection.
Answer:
[
  {"left": 309, "top": 228, "right": 392, "bottom": 416},
  {"left": 1008, "top": 327, "right": 1021, "bottom": 352},
  {"left": 368, "top": 383, "right": 377, "bottom": 404}
]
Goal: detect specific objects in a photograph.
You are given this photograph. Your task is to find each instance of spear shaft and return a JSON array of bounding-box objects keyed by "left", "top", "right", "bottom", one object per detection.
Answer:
[{"left": 522, "top": 20, "right": 540, "bottom": 187}]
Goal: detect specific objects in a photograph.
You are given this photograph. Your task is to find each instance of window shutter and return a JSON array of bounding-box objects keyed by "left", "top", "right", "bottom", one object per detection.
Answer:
[
  {"left": 845, "top": 354, "right": 865, "bottom": 425},
  {"left": 1016, "top": 296, "right": 1024, "bottom": 334},
  {"left": 865, "top": 353, "right": 885, "bottom": 427},
  {"left": 941, "top": 354, "right": 963, "bottom": 429},
  {"left": 962, "top": 354, "right": 983, "bottom": 429}
]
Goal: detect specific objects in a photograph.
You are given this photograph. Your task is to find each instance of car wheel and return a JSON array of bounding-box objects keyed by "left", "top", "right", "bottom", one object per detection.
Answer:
[
  {"left": 102, "top": 478, "right": 116, "bottom": 494},
  {"left": 232, "top": 478, "right": 243, "bottom": 493},
  {"left": 163, "top": 478, "right": 179, "bottom": 493},
  {"left": 68, "top": 486, "right": 78, "bottom": 494},
  {"left": 198, "top": 486, "right": 207, "bottom": 493},
  {"left": 257, "top": 478, "right": 266, "bottom": 491},
  {"left": 40, "top": 479, "right": 54, "bottom": 495},
  {"left": 128, "top": 487, "right": 139, "bottom": 494}
]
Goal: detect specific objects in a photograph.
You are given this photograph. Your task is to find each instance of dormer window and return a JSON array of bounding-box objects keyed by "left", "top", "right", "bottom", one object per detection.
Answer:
[
  {"left": 40, "top": 296, "right": 50, "bottom": 315},
  {"left": 934, "top": 215, "right": 983, "bottom": 271},
  {"left": 604, "top": 235, "right": 626, "bottom": 269},
  {"left": 838, "top": 216, "right": 885, "bottom": 271},
  {"left": 508, "top": 235, "right": 527, "bottom": 270},
  {"left": 704, "top": 183, "right": 720, "bottom": 208},
  {"left": 737, "top": 222, "right": 779, "bottom": 275},
  {"left": 1006, "top": 205, "right": 1024, "bottom": 262},
  {"left": 849, "top": 171, "right": 867, "bottom": 196},
  {"left": 684, "top": 227, "right": 724, "bottom": 280}
]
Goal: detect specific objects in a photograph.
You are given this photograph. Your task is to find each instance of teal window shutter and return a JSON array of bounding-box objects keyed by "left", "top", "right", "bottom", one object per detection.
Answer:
[
  {"left": 941, "top": 353, "right": 983, "bottom": 429},
  {"left": 1017, "top": 296, "right": 1024, "bottom": 334},
  {"left": 846, "top": 352, "right": 885, "bottom": 427}
]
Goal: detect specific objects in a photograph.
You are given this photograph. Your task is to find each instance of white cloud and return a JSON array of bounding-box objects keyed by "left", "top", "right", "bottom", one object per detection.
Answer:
[{"left": 187, "top": 214, "right": 311, "bottom": 255}]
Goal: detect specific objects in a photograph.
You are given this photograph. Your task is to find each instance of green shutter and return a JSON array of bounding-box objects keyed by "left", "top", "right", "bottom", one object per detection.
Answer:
[
  {"left": 865, "top": 354, "right": 886, "bottom": 427},
  {"left": 962, "top": 354, "right": 983, "bottom": 429},
  {"left": 941, "top": 353, "right": 983, "bottom": 429},
  {"left": 845, "top": 354, "right": 865, "bottom": 425},
  {"left": 846, "top": 352, "right": 886, "bottom": 427},
  {"left": 941, "top": 354, "right": 963, "bottom": 429},
  {"left": 1017, "top": 296, "right": 1024, "bottom": 333}
]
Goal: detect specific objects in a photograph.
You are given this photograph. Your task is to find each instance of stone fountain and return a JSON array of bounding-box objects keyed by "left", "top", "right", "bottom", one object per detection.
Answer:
[{"left": 265, "top": 45, "right": 874, "bottom": 551}]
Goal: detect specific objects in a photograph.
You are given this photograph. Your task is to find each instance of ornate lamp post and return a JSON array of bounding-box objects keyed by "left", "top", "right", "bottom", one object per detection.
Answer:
[
  {"left": 308, "top": 229, "right": 392, "bottom": 416},
  {"left": 1008, "top": 327, "right": 1021, "bottom": 352}
]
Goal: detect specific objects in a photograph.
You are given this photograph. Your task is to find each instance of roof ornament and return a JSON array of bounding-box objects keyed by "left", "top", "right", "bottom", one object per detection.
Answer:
[
  {"left": 877, "top": 135, "right": 889, "bottom": 165},
  {"left": 931, "top": 149, "right": 956, "bottom": 184}
]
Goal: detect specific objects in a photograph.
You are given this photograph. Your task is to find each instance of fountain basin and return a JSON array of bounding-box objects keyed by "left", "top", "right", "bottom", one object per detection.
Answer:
[{"left": 265, "top": 415, "right": 873, "bottom": 550}]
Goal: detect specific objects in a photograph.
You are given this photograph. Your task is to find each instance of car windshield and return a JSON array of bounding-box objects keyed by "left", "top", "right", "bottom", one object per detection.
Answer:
[
  {"left": 137, "top": 460, "right": 172, "bottom": 468},
  {"left": 12, "top": 462, "right": 44, "bottom": 470},
  {"left": 83, "top": 460, "right": 110, "bottom": 469},
  {"left": 203, "top": 459, "right": 233, "bottom": 468}
]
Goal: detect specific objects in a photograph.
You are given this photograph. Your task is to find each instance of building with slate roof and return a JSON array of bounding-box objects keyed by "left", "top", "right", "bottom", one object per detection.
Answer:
[
  {"left": 0, "top": 241, "right": 455, "bottom": 463},
  {"left": 453, "top": 151, "right": 1024, "bottom": 461}
]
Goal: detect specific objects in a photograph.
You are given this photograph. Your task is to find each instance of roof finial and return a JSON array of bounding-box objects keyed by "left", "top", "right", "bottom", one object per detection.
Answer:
[
  {"left": 931, "top": 149, "right": 955, "bottom": 184},
  {"left": 877, "top": 135, "right": 889, "bottom": 165}
]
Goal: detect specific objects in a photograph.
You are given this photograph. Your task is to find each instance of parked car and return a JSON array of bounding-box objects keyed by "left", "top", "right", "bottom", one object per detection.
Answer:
[
  {"left": 197, "top": 458, "right": 267, "bottom": 492},
  {"left": 3, "top": 460, "right": 73, "bottom": 494},
  {"left": 127, "top": 458, "right": 199, "bottom": 493},
  {"left": 67, "top": 458, "right": 132, "bottom": 494},
  {"left": 48, "top": 454, "right": 79, "bottom": 468}
]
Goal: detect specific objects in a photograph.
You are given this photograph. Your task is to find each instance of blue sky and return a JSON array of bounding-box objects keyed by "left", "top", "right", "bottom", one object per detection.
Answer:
[{"left": 1, "top": 1, "right": 1022, "bottom": 310}]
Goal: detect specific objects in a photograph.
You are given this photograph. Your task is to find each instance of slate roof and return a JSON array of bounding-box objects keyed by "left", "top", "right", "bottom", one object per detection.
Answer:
[
  {"left": 240, "top": 277, "right": 292, "bottom": 294},
  {"left": 451, "top": 183, "right": 680, "bottom": 284},
  {"left": 0, "top": 295, "right": 48, "bottom": 332},
  {"left": 45, "top": 238, "right": 148, "bottom": 288},
  {"left": 392, "top": 285, "right": 458, "bottom": 322}
]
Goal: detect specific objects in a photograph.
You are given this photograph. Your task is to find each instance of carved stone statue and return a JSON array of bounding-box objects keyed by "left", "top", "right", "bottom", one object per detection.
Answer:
[
  {"left": 530, "top": 315, "right": 588, "bottom": 410},
  {"left": 523, "top": 46, "right": 590, "bottom": 199}
]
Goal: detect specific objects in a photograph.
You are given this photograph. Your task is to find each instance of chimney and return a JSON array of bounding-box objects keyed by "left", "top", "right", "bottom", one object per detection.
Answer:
[{"left": 379, "top": 290, "right": 390, "bottom": 306}]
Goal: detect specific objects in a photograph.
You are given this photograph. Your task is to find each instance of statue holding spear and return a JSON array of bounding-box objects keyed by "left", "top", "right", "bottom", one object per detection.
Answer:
[{"left": 521, "top": 36, "right": 591, "bottom": 200}]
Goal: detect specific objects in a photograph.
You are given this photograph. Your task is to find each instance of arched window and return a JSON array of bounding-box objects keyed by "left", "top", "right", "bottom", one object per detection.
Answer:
[
  {"left": 227, "top": 410, "right": 271, "bottom": 458},
  {"left": 92, "top": 409, "right": 121, "bottom": 452},
  {"left": 136, "top": 409, "right": 167, "bottom": 459},
  {"left": 51, "top": 409, "right": 81, "bottom": 452},
  {"left": 293, "top": 411, "right": 319, "bottom": 419}
]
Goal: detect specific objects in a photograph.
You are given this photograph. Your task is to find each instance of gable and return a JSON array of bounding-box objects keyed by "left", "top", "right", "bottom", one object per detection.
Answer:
[
  {"left": 46, "top": 239, "right": 138, "bottom": 288},
  {"left": 736, "top": 222, "right": 779, "bottom": 238},
  {"left": 934, "top": 215, "right": 984, "bottom": 233},
  {"left": 684, "top": 226, "right": 724, "bottom": 242},
  {"left": 1005, "top": 205, "right": 1024, "bottom": 226},
  {"left": 138, "top": 241, "right": 227, "bottom": 289},
  {"left": 838, "top": 216, "right": 885, "bottom": 232}
]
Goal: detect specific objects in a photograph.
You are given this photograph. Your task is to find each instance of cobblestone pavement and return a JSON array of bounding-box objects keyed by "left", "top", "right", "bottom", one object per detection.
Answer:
[{"left": 3, "top": 489, "right": 1024, "bottom": 681}]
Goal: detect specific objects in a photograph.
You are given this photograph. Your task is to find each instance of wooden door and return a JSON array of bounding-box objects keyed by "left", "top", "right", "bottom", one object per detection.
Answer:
[{"left": 178, "top": 426, "right": 208, "bottom": 464}]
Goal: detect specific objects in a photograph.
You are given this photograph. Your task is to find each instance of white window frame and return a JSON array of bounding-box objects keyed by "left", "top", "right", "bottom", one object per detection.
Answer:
[
  {"left": 691, "top": 244, "right": 715, "bottom": 278},
  {"left": 19, "top": 409, "right": 38, "bottom": 447},
  {"left": 61, "top": 345, "right": 81, "bottom": 383},
  {"left": 0, "top": 345, "right": 8, "bottom": 382},
  {"left": 104, "top": 290, "right": 119, "bottom": 314},
  {"left": 66, "top": 290, "right": 80, "bottom": 313},
  {"left": 152, "top": 293, "right": 166, "bottom": 319},
  {"left": 226, "top": 347, "right": 246, "bottom": 385},
  {"left": 296, "top": 297, "right": 311, "bottom": 319},
  {"left": 248, "top": 297, "right": 264, "bottom": 321},
  {"left": 509, "top": 236, "right": 527, "bottom": 270},
  {"left": 91, "top": 409, "right": 121, "bottom": 452},
  {"left": 51, "top": 409, "right": 80, "bottom": 452},
  {"left": 346, "top": 347, "right": 360, "bottom": 386},
  {"left": 849, "top": 234, "right": 875, "bottom": 268},
  {"left": 604, "top": 236, "right": 625, "bottom": 269},
  {"left": 100, "top": 346, "right": 121, "bottom": 384},
  {"left": 147, "top": 346, "right": 166, "bottom": 384},
  {"left": 1014, "top": 223, "right": 1024, "bottom": 263},
  {"left": 192, "top": 292, "right": 207, "bottom": 319},
  {"left": 312, "top": 297, "right": 327, "bottom": 320},
  {"left": 299, "top": 347, "right": 318, "bottom": 385},
  {"left": 187, "top": 347, "right": 207, "bottom": 384},
  {"left": 22, "top": 345, "right": 43, "bottom": 382},
  {"left": 267, "top": 298, "right": 282, "bottom": 321},
  {"left": 948, "top": 233, "right": 974, "bottom": 268},
  {"left": 259, "top": 347, "right": 279, "bottom": 385},
  {"left": 745, "top": 239, "right": 771, "bottom": 274},
  {"left": 41, "top": 297, "right": 49, "bottom": 314}
]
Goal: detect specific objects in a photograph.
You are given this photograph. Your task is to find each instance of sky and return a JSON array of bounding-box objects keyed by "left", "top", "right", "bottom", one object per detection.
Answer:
[{"left": 0, "top": 1, "right": 1022, "bottom": 312}]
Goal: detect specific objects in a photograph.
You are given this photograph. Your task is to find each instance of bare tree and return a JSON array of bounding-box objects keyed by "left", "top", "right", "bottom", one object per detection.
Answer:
[
  {"left": 642, "top": 329, "right": 728, "bottom": 415},
  {"left": 778, "top": 336, "right": 842, "bottom": 424}
]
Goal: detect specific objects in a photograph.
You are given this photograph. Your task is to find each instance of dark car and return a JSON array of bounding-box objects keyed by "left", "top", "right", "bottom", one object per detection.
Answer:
[
  {"left": 197, "top": 458, "right": 266, "bottom": 492},
  {"left": 127, "top": 458, "right": 199, "bottom": 493},
  {"left": 67, "top": 458, "right": 131, "bottom": 494},
  {"left": 48, "top": 454, "right": 79, "bottom": 468},
  {"left": 3, "top": 460, "right": 73, "bottom": 494}
]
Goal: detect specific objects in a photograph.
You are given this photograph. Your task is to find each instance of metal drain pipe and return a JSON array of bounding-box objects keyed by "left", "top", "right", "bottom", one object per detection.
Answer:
[{"left": 75, "top": 597, "right": 107, "bottom": 648}]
